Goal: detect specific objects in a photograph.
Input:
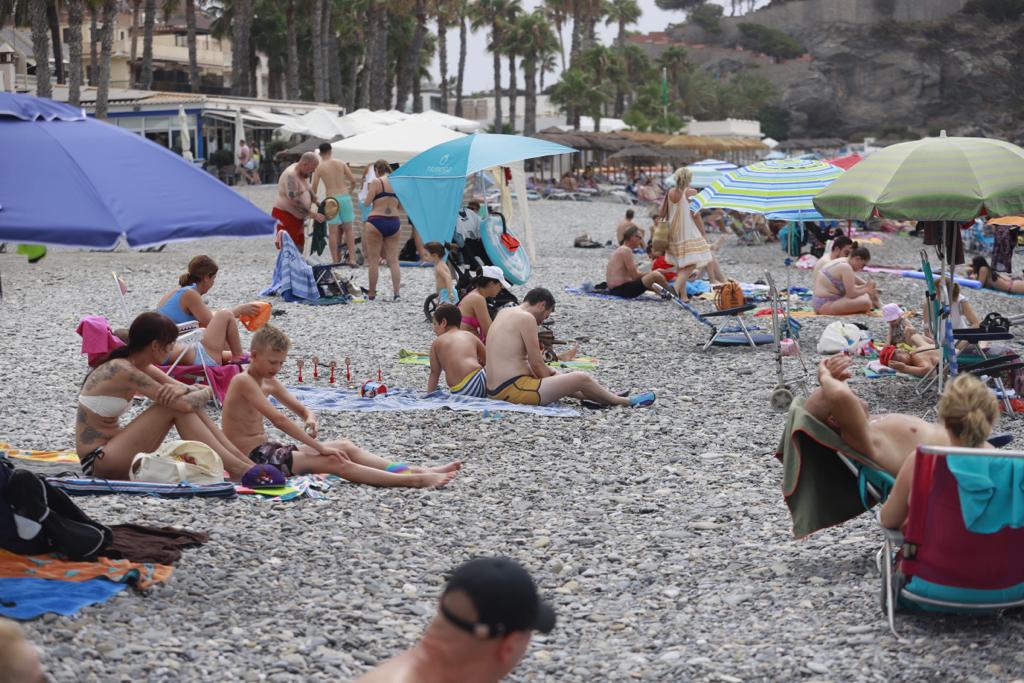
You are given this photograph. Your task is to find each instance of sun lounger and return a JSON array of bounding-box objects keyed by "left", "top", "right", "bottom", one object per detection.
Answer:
[{"left": 879, "top": 445, "right": 1024, "bottom": 637}]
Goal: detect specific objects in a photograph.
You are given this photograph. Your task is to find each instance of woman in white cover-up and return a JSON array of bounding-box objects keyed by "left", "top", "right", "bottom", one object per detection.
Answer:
[{"left": 661, "top": 167, "right": 713, "bottom": 300}]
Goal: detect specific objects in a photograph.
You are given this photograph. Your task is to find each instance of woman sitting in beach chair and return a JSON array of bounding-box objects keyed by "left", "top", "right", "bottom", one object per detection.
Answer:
[
  {"left": 880, "top": 374, "right": 997, "bottom": 530},
  {"left": 76, "top": 312, "right": 257, "bottom": 481},
  {"left": 156, "top": 255, "right": 263, "bottom": 362}
]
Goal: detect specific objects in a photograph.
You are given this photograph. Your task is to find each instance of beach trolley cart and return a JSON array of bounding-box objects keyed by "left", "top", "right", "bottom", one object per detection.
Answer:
[
  {"left": 765, "top": 270, "right": 808, "bottom": 411},
  {"left": 878, "top": 445, "right": 1024, "bottom": 638}
]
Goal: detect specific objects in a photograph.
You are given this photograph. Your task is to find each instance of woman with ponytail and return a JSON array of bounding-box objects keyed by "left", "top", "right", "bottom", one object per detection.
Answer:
[
  {"left": 880, "top": 374, "right": 998, "bottom": 529},
  {"left": 156, "top": 255, "right": 262, "bottom": 361},
  {"left": 76, "top": 312, "right": 257, "bottom": 481}
]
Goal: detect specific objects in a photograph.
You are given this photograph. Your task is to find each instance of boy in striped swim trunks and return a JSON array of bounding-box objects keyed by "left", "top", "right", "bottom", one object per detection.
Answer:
[{"left": 428, "top": 304, "right": 487, "bottom": 398}]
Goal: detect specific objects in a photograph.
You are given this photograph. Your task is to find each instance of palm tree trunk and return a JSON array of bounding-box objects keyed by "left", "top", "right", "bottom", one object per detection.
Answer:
[
  {"left": 248, "top": 27, "right": 258, "bottom": 96},
  {"left": 346, "top": 54, "right": 359, "bottom": 110},
  {"left": 328, "top": 24, "right": 344, "bottom": 106},
  {"left": 30, "top": 0, "right": 51, "bottom": 97},
  {"left": 311, "top": 0, "right": 324, "bottom": 101},
  {"left": 67, "top": 0, "right": 84, "bottom": 104},
  {"left": 232, "top": 0, "right": 252, "bottom": 96},
  {"left": 614, "top": 19, "right": 625, "bottom": 117},
  {"left": 507, "top": 52, "right": 516, "bottom": 133},
  {"left": 321, "top": 1, "right": 333, "bottom": 101},
  {"left": 455, "top": 14, "right": 466, "bottom": 116},
  {"left": 368, "top": 9, "right": 390, "bottom": 109},
  {"left": 130, "top": 0, "right": 140, "bottom": 84},
  {"left": 437, "top": 13, "right": 448, "bottom": 112},
  {"left": 186, "top": 0, "right": 199, "bottom": 92},
  {"left": 491, "top": 22, "right": 502, "bottom": 130},
  {"left": 46, "top": 0, "right": 65, "bottom": 83},
  {"left": 554, "top": 17, "right": 566, "bottom": 71},
  {"left": 141, "top": 0, "right": 156, "bottom": 89},
  {"left": 96, "top": 0, "right": 116, "bottom": 119},
  {"left": 89, "top": 5, "right": 98, "bottom": 85},
  {"left": 569, "top": 0, "right": 581, "bottom": 66},
  {"left": 285, "top": 0, "right": 299, "bottom": 99},
  {"left": 523, "top": 57, "right": 537, "bottom": 135}
]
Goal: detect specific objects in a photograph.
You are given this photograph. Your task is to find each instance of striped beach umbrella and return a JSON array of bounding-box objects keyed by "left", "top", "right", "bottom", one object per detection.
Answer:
[
  {"left": 687, "top": 158, "right": 739, "bottom": 188},
  {"left": 691, "top": 158, "right": 844, "bottom": 221},
  {"left": 814, "top": 135, "right": 1024, "bottom": 221}
]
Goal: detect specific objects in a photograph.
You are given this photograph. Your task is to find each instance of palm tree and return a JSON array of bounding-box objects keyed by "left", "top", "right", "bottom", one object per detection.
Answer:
[
  {"left": 129, "top": 0, "right": 141, "bottom": 80},
  {"left": 45, "top": 0, "right": 65, "bottom": 83},
  {"left": 310, "top": 0, "right": 324, "bottom": 100},
  {"left": 140, "top": 0, "right": 156, "bottom": 88},
  {"left": 435, "top": 0, "right": 454, "bottom": 112},
  {"left": 184, "top": 0, "right": 199, "bottom": 92},
  {"left": 88, "top": 0, "right": 98, "bottom": 85},
  {"left": 284, "top": 0, "right": 299, "bottom": 98},
  {"left": 367, "top": 3, "right": 390, "bottom": 109},
  {"left": 454, "top": 0, "right": 468, "bottom": 115},
  {"left": 67, "top": 0, "right": 85, "bottom": 104},
  {"left": 95, "top": 0, "right": 116, "bottom": 118},
  {"left": 396, "top": 0, "right": 428, "bottom": 111},
  {"left": 26, "top": 0, "right": 51, "bottom": 97},
  {"left": 516, "top": 10, "right": 556, "bottom": 135},
  {"left": 501, "top": 2, "right": 521, "bottom": 131},
  {"left": 605, "top": 0, "right": 639, "bottom": 49},
  {"left": 542, "top": 0, "right": 569, "bottom": 71},
  {"left": 471, "top": 0, "right": 512, "bottom": 131},
  {"left": 231, "top": 0, "right": 252, "bottom": 96},
  {"left": 538, "top": 50, "right": 556, "bottom": 93},
  {"left": 549, "top": 66, "right": 605, "bottom": 130}
]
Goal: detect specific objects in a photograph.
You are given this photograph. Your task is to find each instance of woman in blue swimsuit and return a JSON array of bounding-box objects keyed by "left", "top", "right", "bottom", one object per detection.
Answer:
[
  {"left": 364, "top": 159, "right": 403, "bottom": 301},
  {"left": 156, "top": 255, "right": 260, "bottom": 362}
]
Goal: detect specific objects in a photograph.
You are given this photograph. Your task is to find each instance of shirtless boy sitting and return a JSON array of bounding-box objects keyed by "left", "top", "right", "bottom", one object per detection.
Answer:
[
  {"left": 605, "top": 227, "right": 671, "bottom": 299},
  {"left": 806, "top": 354, "right": 955, "bottom": 475},
  {"left": 428, "top": 304, "right": 487, "bottom": 398},
  {"left": 485, "top": 288, "right": 656, "bottom": 408},
  {"left": 221, "top": 325, "right": 460, "bottom": 488},
  {"left": 311, "top": 143, "right": 359, "bottom": 266}
]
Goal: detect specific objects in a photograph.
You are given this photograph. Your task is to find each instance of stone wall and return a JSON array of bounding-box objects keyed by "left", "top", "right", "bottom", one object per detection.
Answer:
[{"left": 743, "top": 0, "right": 970, "bottom": 29}]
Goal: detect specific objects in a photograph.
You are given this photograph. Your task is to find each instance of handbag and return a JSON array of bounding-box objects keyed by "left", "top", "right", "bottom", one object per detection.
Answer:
[{"left": 130, "top": 440, "right": 224, "bottom": 485}]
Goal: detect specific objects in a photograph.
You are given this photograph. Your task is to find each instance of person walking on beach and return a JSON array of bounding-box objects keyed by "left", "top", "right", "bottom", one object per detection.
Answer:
[
  {"left": 356, "top": 557, "right": 555, "bottom": 683},
  {"left": 659, "top": 167, "right": 712, "bottom": 301},
  {"left": 616, "top": 209, "right": 643, "bottom": 245},
  {"left": 311, "top": 142, "right": 359, "bottom": 266},
  {"left": 237, "top": 139, "right": 258, "bottom": 185},
  {"left": 272, "top": 152, "right": 325, "bottom": 253}
]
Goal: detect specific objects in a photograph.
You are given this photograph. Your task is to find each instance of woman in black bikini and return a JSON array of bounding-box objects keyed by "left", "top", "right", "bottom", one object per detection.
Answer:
[
  {"left": 364, "top": 159, "right": 403, "bottom": 301},
  {"left": 970, "top": 255, "right": 1024, "bottom": 294}
]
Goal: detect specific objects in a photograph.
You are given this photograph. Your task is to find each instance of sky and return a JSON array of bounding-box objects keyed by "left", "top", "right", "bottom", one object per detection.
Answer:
[{"left": 431, "top": 0, "right": 771, "bottom": 96}]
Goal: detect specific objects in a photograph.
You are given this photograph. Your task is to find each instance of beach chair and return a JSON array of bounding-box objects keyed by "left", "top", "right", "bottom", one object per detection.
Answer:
[
  {"left": 775, "top": 397, "right": 895, "bottom": 538},
  {"left": 654, "top": 284, "right": 771, "bottom": 351},
  {"left": 879, "top": 445, "right": 1024, "bottom": 638}
]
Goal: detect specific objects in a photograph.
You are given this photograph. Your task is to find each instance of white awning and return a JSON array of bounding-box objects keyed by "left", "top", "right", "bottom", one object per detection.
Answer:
[{"left": 331, "top": 118, "right": 466, "bottom": 165}]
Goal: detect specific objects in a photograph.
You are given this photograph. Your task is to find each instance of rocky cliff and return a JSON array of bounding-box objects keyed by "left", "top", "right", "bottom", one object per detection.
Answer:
[{"left": 665, "top": 1, "right": 1024, "bottom": 140}]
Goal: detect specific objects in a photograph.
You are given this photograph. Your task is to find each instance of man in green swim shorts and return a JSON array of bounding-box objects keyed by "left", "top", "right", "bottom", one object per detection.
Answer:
[{"left": 312, "top": 142, "right": 359, "bottom": 266}]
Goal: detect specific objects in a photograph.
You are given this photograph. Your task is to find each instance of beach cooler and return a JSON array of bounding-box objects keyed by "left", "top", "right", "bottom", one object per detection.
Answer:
[{"left": 879, "top": 445, "right": 1024, "bottom": 637}]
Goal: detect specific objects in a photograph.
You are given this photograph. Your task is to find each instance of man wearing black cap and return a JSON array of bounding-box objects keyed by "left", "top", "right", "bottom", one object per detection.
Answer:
[{"left": 355, "top": 557, "right": 555, "bottom": 682}]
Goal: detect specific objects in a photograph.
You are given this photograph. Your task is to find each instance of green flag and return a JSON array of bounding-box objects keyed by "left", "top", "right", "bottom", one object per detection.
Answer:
[{"left": 661, "top": 67, "right": 668, "bottom": 105}]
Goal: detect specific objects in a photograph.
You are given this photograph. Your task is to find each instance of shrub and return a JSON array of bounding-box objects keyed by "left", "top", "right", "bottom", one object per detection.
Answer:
[
  {"left": 737, "top": 23, "right": 805, "bottom": 60},
  {"left": 208, "top": 149, "right": 236, "bottom": 168},
  {"left": 690, "top": 3, "right": 723, "bottom": 34}
]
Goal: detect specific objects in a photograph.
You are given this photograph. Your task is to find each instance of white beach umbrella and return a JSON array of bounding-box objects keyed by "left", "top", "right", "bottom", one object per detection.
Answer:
[
  {"left": 234, "top": 109, "right": 246, "bottom": 163},
  {"left": 178, "top": 106, "right": 193, "bottom": 162}
]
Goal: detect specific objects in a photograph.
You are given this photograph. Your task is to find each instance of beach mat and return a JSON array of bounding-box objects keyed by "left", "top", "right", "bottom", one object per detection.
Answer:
[
  {"left": 752, "top": 306, "right": 881, "bottom": 319},
  {"left": 47, "top": 477, "right": 237, "bottom": 498},
  {"left": 0, "top": 577, "right": 127, "bottom": 620},
  {"left": 399, "top": 261, "right": 433, "bottom": 268},
  {"left": 0, "top": 549, "right": 173, "bottom": 590},
  {"left": 397, "top": 349, "right": 598, "bottom": 371},
  {"left": 1, "top": 442, "right": 79, "bottom": 464},
  {"left": 284, "top": 385, "right": 580, "bottom": 417}
]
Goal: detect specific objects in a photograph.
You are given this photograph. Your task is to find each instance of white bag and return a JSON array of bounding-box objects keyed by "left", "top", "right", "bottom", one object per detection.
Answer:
[
  {"left": 816, "top": 321, "right": 868, "bottom": 355},
  {"left": 130, "top": 440, "right": 224, "bottom": 485}
]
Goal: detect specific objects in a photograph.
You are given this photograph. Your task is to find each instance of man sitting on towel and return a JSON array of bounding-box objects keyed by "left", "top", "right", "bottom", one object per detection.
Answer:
[
  {"left": 428, "top": 304, "right": 488, "bottom": 398},
  {"left": 605, "top": 227, "right": 672, "bottom": 299},
  {"left": 485, "top": 288, "right": 655, "bottom": 408},
  {"left": 807, "top": 354, "right": 963, "bottom": 476}
]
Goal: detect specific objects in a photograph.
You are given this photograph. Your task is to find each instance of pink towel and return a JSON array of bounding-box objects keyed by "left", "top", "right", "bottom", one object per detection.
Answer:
[{"left": 76, "top": 315, "right": 125, "bottom": 365}]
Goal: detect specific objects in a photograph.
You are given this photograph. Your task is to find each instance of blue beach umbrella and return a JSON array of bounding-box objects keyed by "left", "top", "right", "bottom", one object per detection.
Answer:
[
  {"left": 0, "top": 93, "right": 275, "bottom": 249},
  {"left": 691, "top": 158, "right": 844, "bottom": 222},
  {"left": 389, "top": 133, "right": 575, "bottom": 246}
]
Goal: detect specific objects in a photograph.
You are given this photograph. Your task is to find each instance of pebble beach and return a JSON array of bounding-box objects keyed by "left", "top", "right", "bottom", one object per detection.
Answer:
[{"left": 3, "top": 185, "right": 1024, "bottom": 682}]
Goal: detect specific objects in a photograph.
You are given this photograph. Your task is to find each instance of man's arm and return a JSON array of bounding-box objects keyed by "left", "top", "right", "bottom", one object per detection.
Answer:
[
  {"left": 474, "top": 337, "right": 487, "bottom": 366},
  {"left": 310, "top": 168, "right": 322, "bottom": 201},
  {"left": 427, "top": 341, "right": 442, "bottom": 392},
  {"left": 623, "top": 250, "right": 641, "bottom": 280},
  {"left": 344, "top": 163, "right": 357, "bottom": 186},
  {"left": 522, "top": 318, "right": 554, "bottom": 378}
]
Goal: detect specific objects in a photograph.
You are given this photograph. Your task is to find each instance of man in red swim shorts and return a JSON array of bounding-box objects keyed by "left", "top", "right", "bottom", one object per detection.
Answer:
[{"left": 272, "top": 152, "right": 324, "bottom": 253}]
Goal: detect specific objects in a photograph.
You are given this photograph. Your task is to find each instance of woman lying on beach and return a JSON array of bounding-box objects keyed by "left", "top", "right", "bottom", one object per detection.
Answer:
[
  {"left": 968, "top": 256, "right": 1024, "bottom": 294},
  {"left": 156, "top": 255, "right": 262, "bottom": 361},
  {"left": 811, "top": 246, "right": 880, "bottom": 315},
  {"left": 457, "top": 266, "right": 510, "bottom": 341},
  {"left": 76, "top": 312, "right": 256, "bottom": 480},
  {"left": 879, "top": 373, "right": 997, "bottom": 529}
]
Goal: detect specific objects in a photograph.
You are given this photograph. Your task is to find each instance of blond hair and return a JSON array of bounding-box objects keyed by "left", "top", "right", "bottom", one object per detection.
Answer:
[
  {"left": 251, "top": 324, "right": 291, "bottom": 354},
  {"left": 938, "top": 374, "right": 998, "bottom": 448},
  {"left": 673, "top": 167, "right": 692, "bottom": 190}
]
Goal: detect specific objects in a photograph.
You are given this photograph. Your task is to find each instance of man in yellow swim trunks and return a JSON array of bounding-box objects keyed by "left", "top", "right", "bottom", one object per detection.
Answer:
[{"left": 484, "top": 288, "right": 656, "bottom": 408}]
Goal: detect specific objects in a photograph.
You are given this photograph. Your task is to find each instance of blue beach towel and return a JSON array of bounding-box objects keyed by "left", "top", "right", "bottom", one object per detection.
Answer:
[
  {"left": 283, "top": 386, "right": 581, "bottom": 417},
  {"left": 0, "top": 577, "right": 126, "bottom": 620},
  {"left": 46, "top": 477, "right": 237, "bottom": 498},
  {"left": 947, "top": 456, "right": 1024, "bottom": 533},
  {"left": 260, "top": 233, "right": 321, "bottom": 302}
]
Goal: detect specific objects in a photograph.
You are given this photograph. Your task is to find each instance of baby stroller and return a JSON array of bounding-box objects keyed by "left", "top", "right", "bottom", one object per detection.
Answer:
[{"left": 422, "top": 256, "right": 518, "bottom": 322}]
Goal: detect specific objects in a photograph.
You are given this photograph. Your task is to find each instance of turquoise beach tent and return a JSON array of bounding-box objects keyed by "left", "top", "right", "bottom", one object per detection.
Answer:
[{"left": 389, "top": 134, "right": 575, "bottom": 248}]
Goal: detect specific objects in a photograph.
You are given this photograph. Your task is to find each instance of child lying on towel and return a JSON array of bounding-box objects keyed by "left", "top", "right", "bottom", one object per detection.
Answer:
[
  {"left": 221, "top": 325, "right": 460, "bottom": 488},
  {"left": 428, "top": 304, "right": 487, "bottom": 398}
]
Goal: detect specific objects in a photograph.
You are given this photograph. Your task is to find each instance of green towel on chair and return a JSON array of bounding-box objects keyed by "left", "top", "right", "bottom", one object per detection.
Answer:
[{"left": 775, "top": 397, "right": 885, "bottom": 538}]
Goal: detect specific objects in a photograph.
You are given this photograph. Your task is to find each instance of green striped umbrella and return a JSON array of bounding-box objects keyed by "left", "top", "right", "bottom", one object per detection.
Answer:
[{"left": 813, "top": 135, "right": 1024, "bottom": 221}]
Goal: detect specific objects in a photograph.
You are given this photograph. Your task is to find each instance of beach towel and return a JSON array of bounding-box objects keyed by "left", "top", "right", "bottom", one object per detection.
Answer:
[
  {"left": 260, "top": 232, "right": 321, "bottom": 302},
  {"left": 46, "top": 477, "right": 237, "bottom": 499},
  {"left": 864, "top": 361, "right": 897, "bottom": 379},
  {"left": 0, "top": 549, "right": 173, "bottom": 589},
  {"left": 0, "top": 577, "right": 127, "bottom": 620},
  {"left": 1, "top": 442, "right": 79, "bottom": 464},
  {"left": 283, "top": 385, "right": 581, "bottom": 417},
  {"left": 775, "top": 397, "right": 885, "bottom": 538},
  {"left": 237, "top": 473, "right": 341, "bottom": 501},
  {"left": 76, "top": 315, "right": 125, "bottom": 365},
  {"left": 397, "top": 349, "right": 598, "bottom": 371},
  {"left": 101, "top": 525, "right": 208, "bottom": 565},
  {"left": 399, "top": 261, "right": 434, "bottom": 268},
  {"left": 946, "top": 456, "right": 1024, "bottom": 533}
]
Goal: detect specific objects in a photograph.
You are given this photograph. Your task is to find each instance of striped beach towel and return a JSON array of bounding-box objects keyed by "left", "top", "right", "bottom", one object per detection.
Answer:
[
  {"left": 260, "top": 232, "right": 321, "bottom": 302},
  {"left": 46, "top": 477, "right": 237, "bottom": 499}
]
